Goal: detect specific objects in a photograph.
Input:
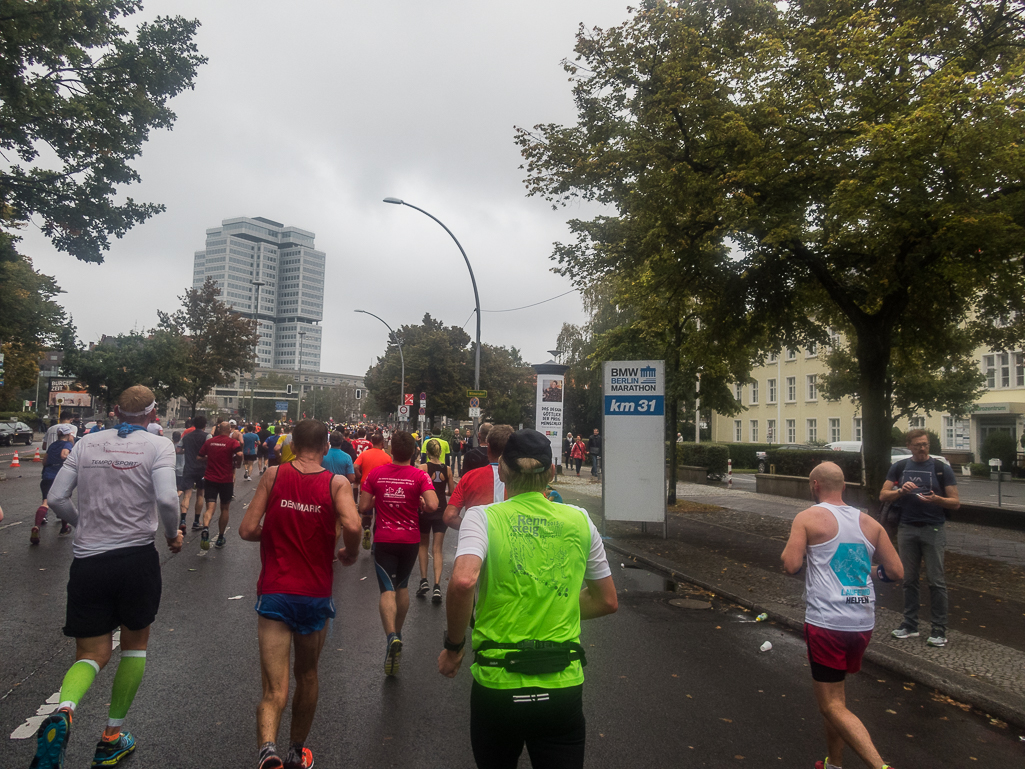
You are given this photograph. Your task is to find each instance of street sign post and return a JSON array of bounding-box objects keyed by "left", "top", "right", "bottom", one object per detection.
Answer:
[
  {"left": 398, "top": 405, "right": 410, "bottom": 421},
  {"left": 470, "top": 397, "right": 480, "bottom": 408},
  {"left": 467, "top": 389, "right": 487, "bottom": 398}
]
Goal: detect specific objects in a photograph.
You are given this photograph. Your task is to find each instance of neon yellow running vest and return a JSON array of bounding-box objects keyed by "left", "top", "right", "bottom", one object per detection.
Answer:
[{"left": 471, "top": 492, "right": 592, "bottom": 690}]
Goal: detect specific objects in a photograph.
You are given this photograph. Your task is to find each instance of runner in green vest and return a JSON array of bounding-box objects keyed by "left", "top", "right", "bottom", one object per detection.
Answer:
[{"left": 438, "top": 428, "right": 617, "bottom": 768}]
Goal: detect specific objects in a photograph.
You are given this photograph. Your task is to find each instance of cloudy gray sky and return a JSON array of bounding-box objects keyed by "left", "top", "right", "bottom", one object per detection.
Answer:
[{"left": 22, "top": 0, "right": 634, "bottom": 376}]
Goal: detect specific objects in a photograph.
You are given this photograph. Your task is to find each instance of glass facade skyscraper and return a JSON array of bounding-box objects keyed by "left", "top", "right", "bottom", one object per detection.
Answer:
[{"left": 192, "top": 216, "right": 324, "bottom": 371}]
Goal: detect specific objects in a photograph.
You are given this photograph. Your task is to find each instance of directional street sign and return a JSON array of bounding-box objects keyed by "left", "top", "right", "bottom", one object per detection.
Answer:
[
  {"left": 469, "top": 397, "right": 480, "bottom": 408},
  {"left": 467, "top": 389, "right": 487, "bottom": 398},
  {"left": 419, "top": 407, "right": 426, "bottom": 416}
]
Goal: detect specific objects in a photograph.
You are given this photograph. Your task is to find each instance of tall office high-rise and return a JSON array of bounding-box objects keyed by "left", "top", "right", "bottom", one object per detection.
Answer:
[{"left": 192, "top": 216, "right": 324, "bottom": 371}]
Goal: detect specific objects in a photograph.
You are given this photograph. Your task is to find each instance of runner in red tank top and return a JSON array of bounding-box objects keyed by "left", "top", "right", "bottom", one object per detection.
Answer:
[{"left": 239, "top": 420, "right": 361, "bottom": 769}]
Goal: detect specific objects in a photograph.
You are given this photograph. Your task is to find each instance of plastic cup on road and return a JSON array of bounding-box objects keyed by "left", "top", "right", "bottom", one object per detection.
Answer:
[{"left": 759, "top": 641, "right": 772, "bottom": 652}]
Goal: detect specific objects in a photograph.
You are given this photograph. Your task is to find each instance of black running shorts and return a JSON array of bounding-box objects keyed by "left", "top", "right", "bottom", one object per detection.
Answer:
[
  {"left": 418, "top": 512, "right": 447, "bottom": 535},
  {"left": 64, "top": 544, "right": 162, "bottom": 638},
  {"left": 204, "top": 480, "right": 234, "bottom": 504},
  {"left": 372, "top": 541, "right": 419, "bottom": 593}
]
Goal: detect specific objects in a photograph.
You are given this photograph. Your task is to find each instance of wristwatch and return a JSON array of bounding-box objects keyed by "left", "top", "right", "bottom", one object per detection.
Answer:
[{"left": 443, "top": 632, "right": 465, "bottom": 653}]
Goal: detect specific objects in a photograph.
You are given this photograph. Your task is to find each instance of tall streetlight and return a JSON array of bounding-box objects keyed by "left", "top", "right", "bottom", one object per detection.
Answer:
[
  {"left": 249, "top": 279, "right": 265, "bottom": 421},
  {"left": 297, "top": 328, "right": 306, "bottom": 420},
  {"left": 354, "top": 310, "right": 404, "bottom": 422},
  {"left": 383, "top": 197, "right": 481, "bottom": 444}
]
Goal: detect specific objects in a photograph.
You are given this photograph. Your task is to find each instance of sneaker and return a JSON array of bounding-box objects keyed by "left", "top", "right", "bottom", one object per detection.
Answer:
[
  {"left": 258, "top": 756, "right": 285, "bottom": 769},
  {"left": 30, "top": 526, "right": 40, "bottom": 545},
  {"left": 191, "top": 520, "right": 203, "bottom": 531},
  {"left": 416, "top": 578, "right": 429, "bottom": 598},
  {"left": 891, "top": 627, "right": 919, "bottom": 640},
  {"left": 215, "top": 535, "right": 226, "bottom": 550},
  {"left": 432, "top": 583, "right": 442, "bottom": 604},
  {"left": 384, "top": 634, "right": 402, "bottom": 676},
  {"left": 59, "top": 523, "right": 72, "bottom": 536},
  {"left": 91, "top": 731, "right": 136, "bottom": 766},
  {"left": 926, "top": 635, "right": 947, "bottom": 647},
  {"left": 361, "top": 528, "right": 372, "bottom": 550},
  {"left": 31, "top": 709, "right": 72, "bottom": 768},
  {"left": 284, "top": 746, "right": 314, "bottom": 769},
  {"left": 201, "top": 529, "right": 210, "bottom": 550}
]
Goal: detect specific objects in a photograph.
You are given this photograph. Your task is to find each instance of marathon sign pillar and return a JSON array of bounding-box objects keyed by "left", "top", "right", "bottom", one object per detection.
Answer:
[
  {"left": 602, "top": 360, "right": 666, "bottom": 537},
  {"left": 532, "top": 361, "right": 568, "bottom": 467}
]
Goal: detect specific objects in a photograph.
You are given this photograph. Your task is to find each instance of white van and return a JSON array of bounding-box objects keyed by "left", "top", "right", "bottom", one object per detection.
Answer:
[{"left": 824, "top": 441, "right": 949, "bottom": 466}]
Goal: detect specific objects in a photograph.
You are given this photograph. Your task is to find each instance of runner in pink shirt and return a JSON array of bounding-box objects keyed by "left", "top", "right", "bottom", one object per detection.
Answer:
[{"left": 359, "top": 430, "right": 438, "bottom": 676}]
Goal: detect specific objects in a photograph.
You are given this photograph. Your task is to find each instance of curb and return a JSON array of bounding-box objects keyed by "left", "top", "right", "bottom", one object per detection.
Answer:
[{"left": 605, "top": 541, "right": 1025, "bottom": 730}]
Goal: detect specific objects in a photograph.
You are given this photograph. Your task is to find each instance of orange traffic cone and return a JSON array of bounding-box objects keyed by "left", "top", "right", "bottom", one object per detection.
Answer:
[
  {"left": 32, "top": 446, "right": 42, "bottom": 462},
  {"left": 10, "top": 452, "right": 20, "bottom": 468}
]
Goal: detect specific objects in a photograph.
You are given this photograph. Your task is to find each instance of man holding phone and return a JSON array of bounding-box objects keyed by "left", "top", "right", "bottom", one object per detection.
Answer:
[{"left": 879, "top": 429, "right": 959, "bottom": 648}]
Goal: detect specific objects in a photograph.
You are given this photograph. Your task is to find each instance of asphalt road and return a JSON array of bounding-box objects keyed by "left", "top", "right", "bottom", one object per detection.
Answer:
[{"left": 1, "top": 463, "right": 1021, "bottom": 767}]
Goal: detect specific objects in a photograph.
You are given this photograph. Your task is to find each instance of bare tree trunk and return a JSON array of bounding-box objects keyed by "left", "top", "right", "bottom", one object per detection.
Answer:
[{"left": 857, "top": 329, "right": 893, "bottom": 515}]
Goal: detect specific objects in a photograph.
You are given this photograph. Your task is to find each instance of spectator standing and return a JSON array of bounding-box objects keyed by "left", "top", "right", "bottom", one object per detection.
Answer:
[
  {"left": 570, "top": 436, "right": 587, "bottom": 476},
  {"left": 462, "top": 423, "right": 492, "bottom": 474},
  {"left": 587, "top": 428, "right": 602, "bottom": 478}
]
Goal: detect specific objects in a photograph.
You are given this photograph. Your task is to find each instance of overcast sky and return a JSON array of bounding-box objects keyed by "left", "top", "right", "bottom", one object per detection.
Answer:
[{"left": 21, "top": 0, "right": 634, "bottom": 376}]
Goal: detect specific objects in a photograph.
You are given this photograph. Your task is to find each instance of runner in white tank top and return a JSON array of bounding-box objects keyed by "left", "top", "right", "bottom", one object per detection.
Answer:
[{"left": 781, "top": 462, "right": 904, "bottom": 769}]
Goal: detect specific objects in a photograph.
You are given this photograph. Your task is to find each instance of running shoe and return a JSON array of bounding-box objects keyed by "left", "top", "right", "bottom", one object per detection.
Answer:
[
  {"left": 416, "top": 578, "right": 429, "bottom": 598},
  {"left": 891, "top": 627, "right": 919, "bottom": 640},
  {"left": 59, "top": 523, "right": 72, "bottom": 536},
  {"left": 90, "top": 731, "right": 135, "bottom": 766},
  {"left": 926, "top": 635, "right": 947, "bottom": 647},
  {"left": 191, "top": 520, "right": 203, "bottom": 531},
  {"left": 432, "top": 584, "right": 442, "bottom": 604},
  {"left": 30, "top": 709, "right": 71, "bottom": 768},
  {"left": 200, "top": 529, "right": 210, "bottom": 550},
  {"left": 361, "top": 528, "right": 372, "bottom": 550},
  {"left": 384, "top": 634, "right": 402, "bottom": 676},
  {"left": 30, "top": 526, "right": 40, "bottom": 545},
  {"left": 284, "top": 746, "right": 314, "bottom": 769},
  {"left": 215, "top": 535, "right": 226, "bottom": 550},
  {"left": 258, "top": 755, "right": 284, "bottom": 769}
]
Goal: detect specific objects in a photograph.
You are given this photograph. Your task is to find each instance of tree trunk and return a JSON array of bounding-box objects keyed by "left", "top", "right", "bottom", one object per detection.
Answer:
[
  {"left": 668, "top": 394, "right": 679, "bottom": 505},
  {"left": 856, "top": 328, "right": 893, "bottom": 515}
]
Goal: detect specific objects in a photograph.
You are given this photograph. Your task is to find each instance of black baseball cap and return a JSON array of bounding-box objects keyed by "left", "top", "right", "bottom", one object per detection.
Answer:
[{"left": 503, "top": 429, "right": 552, "bottom": 472}]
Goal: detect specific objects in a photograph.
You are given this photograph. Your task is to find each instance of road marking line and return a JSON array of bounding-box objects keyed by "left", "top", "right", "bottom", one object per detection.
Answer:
[
  {"left": 0, "top": 521, "right": 24, "bottom": 530},
  {"left": 9, "top": 632, "right": 120, "bottom": 740}
]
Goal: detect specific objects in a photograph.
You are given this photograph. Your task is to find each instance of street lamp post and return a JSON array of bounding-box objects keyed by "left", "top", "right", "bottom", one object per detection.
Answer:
[
  {"left": 354, "top": 310, "right": 404, "bottom": 423},
  {"left": 249, "top": 279, "right": 265, "bottom": 422},
  {"left": 297, "top": 328, "right": 306, "bottom": 420},
  {"left": 383, "top": 197, "right": 481, "bottom": 444}
]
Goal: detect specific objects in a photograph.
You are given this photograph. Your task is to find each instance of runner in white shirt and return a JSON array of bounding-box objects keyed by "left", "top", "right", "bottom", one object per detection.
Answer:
[{"left": 29, "top": 386, "right": 183, "bottom": 769}]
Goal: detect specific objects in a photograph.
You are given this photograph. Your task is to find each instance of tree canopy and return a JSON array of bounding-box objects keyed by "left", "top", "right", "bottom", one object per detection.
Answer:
[
  {"left": 0, "top": 0, "right": 206, "bottom": 262},
  {"left": 516, "top": 0, "right": 1025, "bottom": 501}
]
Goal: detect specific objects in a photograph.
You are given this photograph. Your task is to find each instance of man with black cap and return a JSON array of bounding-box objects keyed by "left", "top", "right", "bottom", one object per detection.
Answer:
[{"left": 438, "top": 428, "right": 618, "bottom": 769}]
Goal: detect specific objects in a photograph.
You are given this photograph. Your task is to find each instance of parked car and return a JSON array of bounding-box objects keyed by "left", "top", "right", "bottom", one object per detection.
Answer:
[
  {"left": 824, "top": 441, "right": 950, "bottom": 466},
  {"left": 755, "top": 444, "right": 817, "bottom": 473},
  {"left": 0, "top": 421, "right": 34, "bottom": 446}
]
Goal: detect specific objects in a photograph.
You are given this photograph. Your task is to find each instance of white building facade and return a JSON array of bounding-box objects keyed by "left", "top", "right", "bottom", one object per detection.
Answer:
[{"left": 192, "top": 216, "right": 325, "bottom": 371}]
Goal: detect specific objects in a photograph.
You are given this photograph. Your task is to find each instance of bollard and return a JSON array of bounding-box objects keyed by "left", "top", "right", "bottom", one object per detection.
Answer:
[{"left": 727, "top": 458, "right": 733, "bottom": 489}]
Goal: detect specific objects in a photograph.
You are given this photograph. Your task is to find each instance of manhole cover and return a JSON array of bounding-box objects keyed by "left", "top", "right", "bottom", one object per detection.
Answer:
[{"left": 668, "top": 598, "right": 712, "bottom": 610}]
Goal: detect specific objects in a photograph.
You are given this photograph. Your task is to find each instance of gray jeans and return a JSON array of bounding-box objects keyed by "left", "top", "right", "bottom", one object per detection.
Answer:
[{"left": 897, "top": 523, "right": 947, "bottom": 635}]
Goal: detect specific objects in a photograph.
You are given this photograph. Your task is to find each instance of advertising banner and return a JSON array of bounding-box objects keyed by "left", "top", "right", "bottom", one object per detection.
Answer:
[
  {"left": 47, "top": 377, "right": 92, "bottom": 408},
  {"left": 602, "top": 360, "right": 666, "bottom": 529},
  {"left": 534, "top": 370, "right": 566, "bottom": 466}
]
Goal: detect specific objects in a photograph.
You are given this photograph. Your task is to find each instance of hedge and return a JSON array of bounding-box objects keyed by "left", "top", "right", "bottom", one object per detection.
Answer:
[
  {"left": 765, "top": 449, "right": 863, "bottom": 481},
  {"left": 676, "top": 442, "right": 729, "bottom": 476},
  {"left": 717, "top": 443, "right": 776, "bottom": 470}
]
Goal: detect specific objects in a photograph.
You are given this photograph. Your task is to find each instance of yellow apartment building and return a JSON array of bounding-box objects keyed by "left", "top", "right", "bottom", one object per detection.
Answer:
[{"left": 709, "top": 342, "right": 1024, "bottom": 464}]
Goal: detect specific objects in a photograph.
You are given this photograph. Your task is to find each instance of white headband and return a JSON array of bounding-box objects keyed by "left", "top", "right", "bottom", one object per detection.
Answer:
[{"left": 119, "top": 400, "right": 156, "bottom": 417}]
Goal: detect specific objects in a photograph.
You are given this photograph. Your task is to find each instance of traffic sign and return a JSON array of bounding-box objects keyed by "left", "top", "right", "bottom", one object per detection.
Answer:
[
  {"left": 398, "top": 405, "right": 410, "bottom": 417},
  {"left": 419, "top": 400, "right": 426, "bottom": 408},
  {"left": 469, "top": 407, "right": 481, "bottom": 418},
  {"left": 418, "top": 407, "right": 426, "bottom": 416},
  {"left": 419, "top": 391, "right": 426, "bottom": 400},
  {"left": 470, "top": 397, "right": 480, "bottom": 408},
  {"left": 467, "top": 389, "right": 487, "bottom": 398},
  {"left": 404, "top": 394, "right": 414, "bottom": 405}
]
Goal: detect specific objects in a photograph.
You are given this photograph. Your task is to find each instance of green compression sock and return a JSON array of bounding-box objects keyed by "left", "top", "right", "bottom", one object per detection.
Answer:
[
  {"left": 58, "top": 659, "right": 100, "bottom": 712},
  {"left": 107, "top": 650, "right": 146, "bottom": 726}
]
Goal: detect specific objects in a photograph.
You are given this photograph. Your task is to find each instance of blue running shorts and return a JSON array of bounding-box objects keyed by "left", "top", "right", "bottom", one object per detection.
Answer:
[{"left": 254, "top": 594, "right": 336, "bottom": 635}]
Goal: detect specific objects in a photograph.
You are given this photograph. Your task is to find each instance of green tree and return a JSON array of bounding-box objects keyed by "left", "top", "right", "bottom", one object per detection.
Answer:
[
  {"left": 0, "top": 0, "right": 206, "bottom": 262},
  {"left": 515, "top": 0, "right": 1025, "bottom": 505},
  {"left": 63, "top": 332, "right": 154, "bottom": 412},
  {"left": 478, "top": 344, "right": 535, "bottom": 427},
  {"left": 157, "top": 279, "right": 258, "bottom": 417}
]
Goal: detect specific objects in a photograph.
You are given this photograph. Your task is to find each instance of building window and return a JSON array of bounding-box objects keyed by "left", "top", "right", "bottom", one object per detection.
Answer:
[
  {"left": 806, "top": 374, "right": 818, "bottom": 401},
  {"left": 750, "top": 420, "right": 759, "bottom": 442},
  {"left": 735, "top": 420, "right": 743, "bottom": 442},
  {"left": 750, "top": 381, "right": 759, "bottom": 404},
  {"left": 768, "top": 378, "right": 777, "bottom": 404},
  {"left": 829, "top": 418, "right": 840, "bottom": 443},
  {"left": 944, "top": 415, "right": 971, "bottom": 450},
  {"left": 806, "top": 342, "right": 818, "bottom": 357},
  {"left": 767, "top": 419, "right": 776, "bottom": 443},
  {"left": 786, "top": 376, "right": 796, "bottom": 402},
  {"left": 786, "top": 419, "right": 796, "bottom": 444},
  {"left": 909, "top": 416, "right": 925, "bottom": 429},
  {"left": 853, "top": 418, "right": 863, "bottom": 442},
  {"left": 807, "top": 418, "right": 817, "bottom": 443},
  {"left": 768, "top": 352, "right": 778, "bottom": 363},
  {"left": 1017, "top": 353, "right": 1024, "bottom": 387},
  {"left": 786, "top": 348, "right": 797, "bottom": 361},
  {"left": 735, "top": 384, "right": 743, "bottom": 402},
  {"left": 1001, "top": 352, "right": 1010, "bottom": 388}
]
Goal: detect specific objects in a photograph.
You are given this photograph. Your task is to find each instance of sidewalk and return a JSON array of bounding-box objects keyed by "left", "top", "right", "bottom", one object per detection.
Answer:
[{"left": 554, "top": 475, "right": 1025, "bottom": 729}]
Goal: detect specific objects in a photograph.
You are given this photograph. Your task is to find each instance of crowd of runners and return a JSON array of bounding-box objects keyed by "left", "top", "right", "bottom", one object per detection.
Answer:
[{"left": 21, "top": 384, "right": 912, "bottom": 769}]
